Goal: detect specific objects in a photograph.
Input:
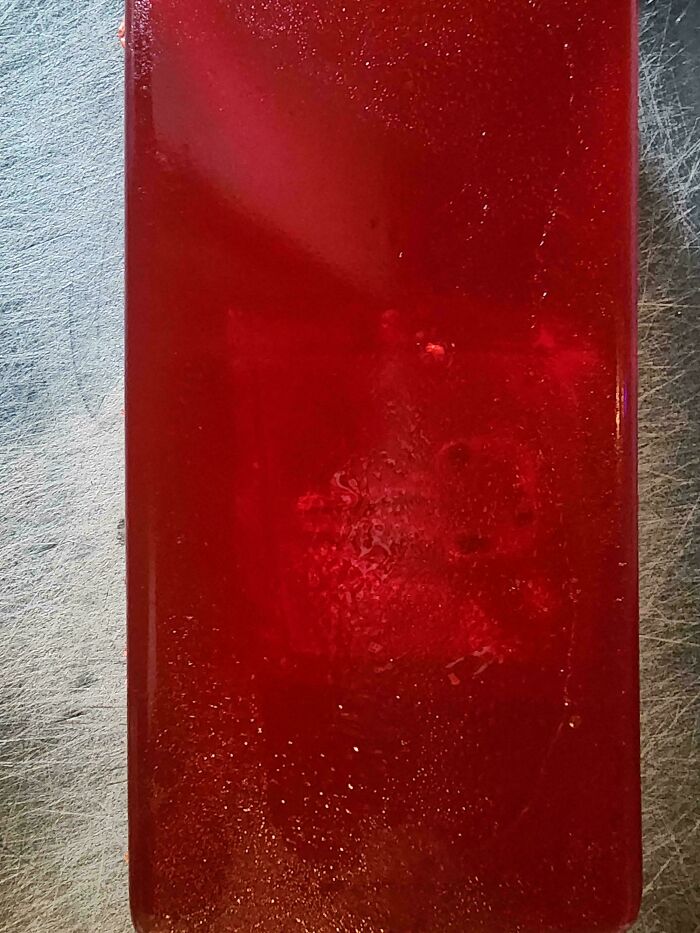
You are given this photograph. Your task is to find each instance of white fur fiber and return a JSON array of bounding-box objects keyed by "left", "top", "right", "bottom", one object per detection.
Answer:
[{"left": 0, "top": 0, "right": 698, "bottom": 930}]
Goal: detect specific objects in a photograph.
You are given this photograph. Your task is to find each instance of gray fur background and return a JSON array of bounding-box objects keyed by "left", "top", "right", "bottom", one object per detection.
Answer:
[{"left": 0, "top": 0, "right": 698, "bottom": 930}]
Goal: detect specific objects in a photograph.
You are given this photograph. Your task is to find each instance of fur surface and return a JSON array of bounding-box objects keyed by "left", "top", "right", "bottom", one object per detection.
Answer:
[{"left": 0, "top": 1, "right": 698, "bottom": 930}]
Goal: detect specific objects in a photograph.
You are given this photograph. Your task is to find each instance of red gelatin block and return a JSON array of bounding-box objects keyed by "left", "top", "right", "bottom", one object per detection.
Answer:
[{"left": 126, "top": 2, "right": 640, "bottom": 930}]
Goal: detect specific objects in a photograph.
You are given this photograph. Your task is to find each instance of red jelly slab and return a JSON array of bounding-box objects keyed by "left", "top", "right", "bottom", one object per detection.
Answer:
[{"left": 126, "top": 2, "right": 640, "bottom": 930}]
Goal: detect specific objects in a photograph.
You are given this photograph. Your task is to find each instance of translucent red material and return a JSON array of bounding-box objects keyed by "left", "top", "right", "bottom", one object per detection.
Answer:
[{"left": 126, "top": 2, "right": 640, "bottom": 930}]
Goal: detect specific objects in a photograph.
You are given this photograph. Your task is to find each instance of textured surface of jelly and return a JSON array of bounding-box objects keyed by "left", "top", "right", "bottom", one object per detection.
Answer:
[{"left": 126, "top": 2, "right": 640, "bottom": 930}]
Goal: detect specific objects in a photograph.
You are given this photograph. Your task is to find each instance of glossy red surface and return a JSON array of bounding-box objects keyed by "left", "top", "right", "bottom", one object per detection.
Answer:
[{"left": 126, "top": 2, "right": 640, "bottom": 930}]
